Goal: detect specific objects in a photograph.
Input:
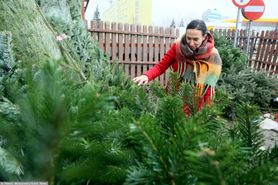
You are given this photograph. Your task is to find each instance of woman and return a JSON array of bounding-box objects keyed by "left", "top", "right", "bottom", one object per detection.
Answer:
[{"left": 132, "top": 19, "right": 222, "bottom": 115}]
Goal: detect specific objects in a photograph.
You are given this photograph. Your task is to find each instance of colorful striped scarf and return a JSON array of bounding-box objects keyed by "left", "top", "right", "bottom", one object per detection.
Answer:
[{"left": 175, "top": 33, "right": 222, "bottom": 98}]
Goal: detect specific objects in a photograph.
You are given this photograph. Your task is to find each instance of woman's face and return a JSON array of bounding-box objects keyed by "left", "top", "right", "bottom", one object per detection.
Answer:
[{"left": 185, "top": 29, "right": 206, "bottom": 51}]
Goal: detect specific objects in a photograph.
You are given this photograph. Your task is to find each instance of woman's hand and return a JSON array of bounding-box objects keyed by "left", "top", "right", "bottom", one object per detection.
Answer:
[{"left": 132, "top": 75, "right": 149, "bottom": 85}]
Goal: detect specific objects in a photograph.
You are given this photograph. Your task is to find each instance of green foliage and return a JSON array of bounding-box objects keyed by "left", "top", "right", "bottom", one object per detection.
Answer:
[
  {"left": 56, "top": 108, "right": 136, "bottom": 185},
  {"left": 0, "top": 102, "right": 23, "bottom": 180},
  {"left": 16, "top": 61, "right": 75, "bottom": 180},
  {"left": 156, "top": 96, "right": 184, "bottom": 134},
  {"left": 36, "top": 0, "right": 110, "bottom": 81},
  {"left": 213, "top": 33, "right": 246, "bottom": 74},
  {"left": 0, "top": 147, "right": 23, "bottom": 178},
  {"left": 126, "top": 97, "right": 278, "bottom": 185},
  {"left": 0, "top": 31, "right": 15, "bottom": 97},
  {"left": 165, "top": 71, "right": 203, "bottom": 115},
  {"left": 125, "top": 102, "right": 224, "bottom": 185},
  {"left": 220, "top": 68, "right": 278, "bottom": 112},
  {"left": 185, "top": 103, "right": 278, "bottom": 185},
  {"left": 125, "top": 72, "right": 278, "bottom": 185},
  {"left": 35, "top": 0, "right": 72, "bottom": 23},
  {"left": 0, "top": 1, "right": 138, "bottom": 183},
  {"left": 43, "top": 4, "right": 112, "bottom": 83},
  {"left": 0, "top": 31, "right": 15, "bottom": 70},
  {"left": 125, "top": 77, "right": 226, "bottom": 185},
  {"left": 67, "top": 0, "right": 83, "bottom": 21},
  {"left": 0, "top": 60, "right": 141, "bottom": 184},
  {"left": 235, "top": 103, "right": 263, "bottom": 150},
  {"left": 97, "top": 63, "right": 156, "bottom": 118},
  {"left": 0, "top": 32, "right": 24, "bottom": 180},
  {"left": 0, "top": 32, "right": 26, "bottom": 102},
  {"left": 214, "top": 33, "right": 278, "bottom": 115},
  {"left": 0, "top": 0, "right": 62, "bottom": 64},
  {"left": 1, "top": 1, "right": 277, "bottom": 184}
]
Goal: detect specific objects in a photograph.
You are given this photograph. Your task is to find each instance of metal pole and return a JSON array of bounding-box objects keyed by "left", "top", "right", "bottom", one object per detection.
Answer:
[
  {"left": 245, "top": 20, "right": 253, "bottom": 64},
  {"left": 233, "top": 7, "right": 241, "bottom": 48}
]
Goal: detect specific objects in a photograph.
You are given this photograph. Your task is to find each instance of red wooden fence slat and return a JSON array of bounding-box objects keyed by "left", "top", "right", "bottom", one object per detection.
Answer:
[
  {"left": 270, "top": 38, "right": 278, "bottom": 75},
  {"left": 159, "top": 27, "right": 165, "bottom": 85},
  {"left": 98, "top": 21, "right": 104, "bottom": 50},
  {"left": 124, "top": 23, "right": 130, "bottom": 76},
  {"left": 91, "top": 20, "right": 98, "bottom": 42},
  {"left": 154, "top": 26, "right": 160, "bottom": 83},
  {"left": 118, "top": 23, "right": 124, "bottom": 61},
  {"left": 111, "top": 22, "right": 117, "bottom": 61},
  {"left": 130, "top": 24, "right": 136, "bottom": 79},
  {"left": 165, "top": 27, "right": 171, "bottom": 51},
  {"left": 267, "top": 39, "right": 277, "bottom": 74},
  {"left": 148, "top": 25, "right": 154, "bottom": 72},
  {"left": 257, "top": 31, "right": 268, "bottom": 71},
  {"left": 254, "top": 31, "right": 264, "bottom": 71},
  {"left": 105, "top": 22, "right": 111, "bottom": 58},
  {"left": 248, "top": 31, "right": 257, "bottom": 68},
  {"left": 142, "top": 25, "right": 148, "bottom": 73},
  {"left": 136, "top": 25, "right": 143, "bottom": 77},
  {"left": 154, "top": 26, "right": 159, "bottom": 62},
  {"left": 263, "top": 31, "right": 273, "bottom": 71}
]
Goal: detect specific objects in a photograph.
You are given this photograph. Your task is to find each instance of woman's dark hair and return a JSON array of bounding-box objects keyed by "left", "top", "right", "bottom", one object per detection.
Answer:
[{"left": 186, "top": 19, "right": 208, "bottom": 36}]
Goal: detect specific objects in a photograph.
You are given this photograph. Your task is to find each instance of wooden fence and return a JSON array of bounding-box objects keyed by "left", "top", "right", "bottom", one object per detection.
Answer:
[
  {"left": 87, "top": 20, "right": 179, "bottom": 85},
  {"left": 212, "top": 29, "right": 278, "bottom": 75},
  {"left": 87, "top": 20, "right": 278, "bottom": 85}
]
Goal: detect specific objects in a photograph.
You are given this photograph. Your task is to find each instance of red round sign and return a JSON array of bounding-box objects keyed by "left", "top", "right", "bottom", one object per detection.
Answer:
[
  {"left": 232, "top": 0, "right": 253, "bottom": 8},
  {"left": 242, "top": 0, "right": 265, "bottom": 20}
]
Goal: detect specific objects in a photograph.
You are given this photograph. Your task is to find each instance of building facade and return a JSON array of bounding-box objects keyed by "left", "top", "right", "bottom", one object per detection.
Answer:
[{"left": 102, "top": 0, "right": 152, "bottom": 25}]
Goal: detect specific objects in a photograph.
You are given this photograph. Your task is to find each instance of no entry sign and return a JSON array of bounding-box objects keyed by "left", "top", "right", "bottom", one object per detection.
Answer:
[
  {"left": 242, "top": 0, "right": 265, "bottom": 20},
  {"left": 232, "top": 0, "right": 253, "bottom": 8}
]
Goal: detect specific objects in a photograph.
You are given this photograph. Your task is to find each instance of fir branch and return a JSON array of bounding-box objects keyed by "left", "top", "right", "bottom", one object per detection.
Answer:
[
  {"left": 235, "top": 103, "right": 263, "bottom": 152},
  {"left": 0, "top": 147, "right": 23, "bottom": 176},
  {"left": 135, "top": 119, "right": 176, "bottom": 185},
  {"left": 0, "top": 97, "right": 20, "bottom": 122},
  {"left": 34, "top": 2, "right": 88, "bottom": 82},
  {"left": 136, "top": 121, "right": 169, "bottom": 173},
  {"left": 0, "top": 0, "right": 62, "bottom": 63},
  {"left": 0, "top": 31, "right": 15, "bottom": 69},
  {"left": 233, "top": 103, "right": 270, "bottom": 177}
]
